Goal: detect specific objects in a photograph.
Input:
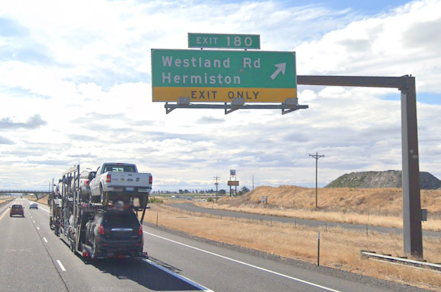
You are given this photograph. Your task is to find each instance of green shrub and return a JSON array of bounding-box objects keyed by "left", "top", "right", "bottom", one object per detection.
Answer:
[{"left": 149, "top": 197, "right": 163, "bottom": 204}]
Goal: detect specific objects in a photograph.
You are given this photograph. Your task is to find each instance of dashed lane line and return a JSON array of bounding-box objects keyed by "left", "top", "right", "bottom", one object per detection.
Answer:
[{"left": 57, "top": 260, "right": 66, "bottom": 272}]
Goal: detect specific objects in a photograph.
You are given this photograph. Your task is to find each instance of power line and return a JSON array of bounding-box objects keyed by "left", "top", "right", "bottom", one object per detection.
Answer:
[
  {"left": 309, "top": 152, "right": 325, "bottom": 209},
  {"left": 214, "top": 176, "right": 220, "bottom": 202}
]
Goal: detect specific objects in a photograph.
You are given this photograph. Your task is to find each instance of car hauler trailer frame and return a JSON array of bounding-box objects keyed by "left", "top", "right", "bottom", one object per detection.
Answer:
[{"left": 49, "top": 165, "right": 150, "bottom": 259}]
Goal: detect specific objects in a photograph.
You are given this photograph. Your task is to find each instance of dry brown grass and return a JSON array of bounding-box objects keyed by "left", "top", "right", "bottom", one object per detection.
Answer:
[
  {"left": 142, "top": 203, "right": 441, "bottom": 291},
  {"left": 36, "top": 195, "right": 49, "bottom": 205},
  {"left": 0, "top": 197, "right": 14, "bottom": 204},
  {"left": 216, "top": 186, "right": 441, "bottom": 215},
  {"left": 193, "top": 186, "right": 441, "bottom": 231}
]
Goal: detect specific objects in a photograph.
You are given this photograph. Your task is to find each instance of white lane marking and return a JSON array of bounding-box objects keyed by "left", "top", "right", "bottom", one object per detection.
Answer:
[
  {"left": 145, "top": 232, "right": 342, "bottom": 292},
  {"left": 43, "top": 237, "right": 48, "bottom": 243},
  {"left": 37, "top": 227, "right": 40, "bottom": 230},
  {"left": 33, "top": 220, "right": 36, "bottom": 223},
  {"left": 40, "top": 208, "right": 50, "bottom": 213},
  {"left": 143, "top": 258, "right": 214, "bottom": 292},
  {"left": 57, "top": 260, "right": 66, "bottom": 272}
]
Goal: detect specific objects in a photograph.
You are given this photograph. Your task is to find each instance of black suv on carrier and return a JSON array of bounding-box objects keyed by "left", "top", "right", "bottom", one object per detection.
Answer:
[{"left": 85, "top": 209, "right": 143, "bottom": 259}]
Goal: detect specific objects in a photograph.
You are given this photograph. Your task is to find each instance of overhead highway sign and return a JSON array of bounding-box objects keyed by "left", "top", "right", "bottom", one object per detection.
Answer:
[{"left": 151, "top": 49, "right": 297, "bottom": 103}]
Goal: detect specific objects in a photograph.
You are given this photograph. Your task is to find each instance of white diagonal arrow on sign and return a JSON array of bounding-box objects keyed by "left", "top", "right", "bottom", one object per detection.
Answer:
[{"left": 270, "top": 63, "right": 286, "bottom": 80}]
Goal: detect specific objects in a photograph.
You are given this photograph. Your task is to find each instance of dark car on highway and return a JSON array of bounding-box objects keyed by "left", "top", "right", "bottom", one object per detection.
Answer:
[
  {"left": 10, "top": 204, "right": 24, "bottom": 217},
  {"left": 73, "top": 169, "right": 96, "bottom": 202},
  {"left": 85, "top": 209, "right": 143, "bottom": 259}
]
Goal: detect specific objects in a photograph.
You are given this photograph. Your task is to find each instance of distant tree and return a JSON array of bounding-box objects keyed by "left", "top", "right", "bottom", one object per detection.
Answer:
[
  {"left": 219, "top": 189, "right": 226, "bottom": 195},
  {"left": 237, "top": 186, "right": 250, "bottom": 196},
  {"left": 179, "top": 189, "right": 183, "bottom": 194}
]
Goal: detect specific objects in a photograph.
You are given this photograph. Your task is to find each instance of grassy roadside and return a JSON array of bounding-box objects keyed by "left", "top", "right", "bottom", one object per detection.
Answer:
[
  {"left": 192, "top": 186, "right": 441, "bottom": 232},
  {"left": 193, "top": 201, "right": 441, "bottom": 232},
  {"left": 0, "top": 197, "right": 15, "bottom": 205}
]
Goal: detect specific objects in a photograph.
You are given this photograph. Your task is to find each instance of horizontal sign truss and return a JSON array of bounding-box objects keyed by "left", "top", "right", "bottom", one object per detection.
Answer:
[{"left": 164, "top": 97, "right": 308, "bottom": 115}]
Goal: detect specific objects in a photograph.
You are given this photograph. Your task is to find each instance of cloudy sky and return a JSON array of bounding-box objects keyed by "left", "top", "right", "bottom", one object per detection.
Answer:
[{"left": 1, "top": 0, "right": 440, "bottom": 192}]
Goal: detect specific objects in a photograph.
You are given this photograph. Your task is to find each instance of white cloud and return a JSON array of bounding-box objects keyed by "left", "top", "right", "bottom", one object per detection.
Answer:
[
  {"left": 0, "top": 0, "right": 440, "bottom": 191},
  {"left": 296, "top": 0, "right": 441, "bottom": 93}
]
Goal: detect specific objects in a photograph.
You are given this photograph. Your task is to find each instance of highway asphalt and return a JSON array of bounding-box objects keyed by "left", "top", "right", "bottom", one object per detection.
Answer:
[{"left": 0, "top": 198, "right": 434, "bottom": 292}]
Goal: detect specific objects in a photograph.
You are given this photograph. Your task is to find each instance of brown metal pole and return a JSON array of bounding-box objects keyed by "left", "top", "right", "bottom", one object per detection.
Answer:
[
  {"left": 315, "top": 155, "right": 318, "bottom": 209},
  {"left": 401, "top": 76, "right": 423, "bottom": 257},
  {"left": 299, "top": 75, "right": 423, "bottom": 258}
]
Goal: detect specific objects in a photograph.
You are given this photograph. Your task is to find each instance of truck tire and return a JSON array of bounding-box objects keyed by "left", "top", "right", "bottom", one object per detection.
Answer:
[{"left": 101, "top": 191, "right": 108, "bottom": 207}]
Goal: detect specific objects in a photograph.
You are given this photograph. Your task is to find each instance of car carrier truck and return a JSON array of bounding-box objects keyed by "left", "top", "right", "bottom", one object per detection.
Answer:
[{"left": 48, "top": 164, "right": 152, "bottom": 260}]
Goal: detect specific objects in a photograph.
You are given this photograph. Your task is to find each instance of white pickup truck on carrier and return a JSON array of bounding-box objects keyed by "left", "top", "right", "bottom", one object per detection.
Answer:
[{"left": 90, "top": 163, "right": 152, "bottom": 208}]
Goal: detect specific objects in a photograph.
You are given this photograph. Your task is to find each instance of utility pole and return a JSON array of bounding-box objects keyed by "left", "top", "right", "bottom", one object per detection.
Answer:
[
  {"left": 214, "top": 176, "right": 220, "bottom": 202},
  {"left": 309, "top": 152, "right": 325, "bottom": 209}
]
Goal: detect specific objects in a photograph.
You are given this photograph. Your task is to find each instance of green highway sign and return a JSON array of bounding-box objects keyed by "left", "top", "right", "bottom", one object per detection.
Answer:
[
  {"left": 151, "top": 49, "right": 297, "bottom": 103},
  {"left": 188, "top": 33, "right": 260, "bottom": 49}
]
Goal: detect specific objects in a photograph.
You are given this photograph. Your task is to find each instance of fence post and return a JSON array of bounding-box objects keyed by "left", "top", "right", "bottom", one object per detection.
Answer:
[{"left": 317, "top": 231, "right": 321, "bottom": 266}]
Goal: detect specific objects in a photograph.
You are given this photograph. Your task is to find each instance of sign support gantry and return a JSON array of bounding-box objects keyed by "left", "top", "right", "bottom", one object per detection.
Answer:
[
  {"left": 164, "top": 97, "right": 308, "bottom": 115},
  {"left": 298, "top": 74, "right": 423, "bottom": 258}
]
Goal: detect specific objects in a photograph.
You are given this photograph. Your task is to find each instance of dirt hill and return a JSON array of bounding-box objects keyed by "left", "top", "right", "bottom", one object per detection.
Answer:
[
  {"left": 325, "top": 170, "right": 441, "bottom": 189},
  {"left": 217, "top": 185, "right": 441, "bottom": 216}
]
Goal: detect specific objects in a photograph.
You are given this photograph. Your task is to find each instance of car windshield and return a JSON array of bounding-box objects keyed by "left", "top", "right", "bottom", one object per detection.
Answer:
[
  {"left": 104, "top": 165, "right": 135, "bottom": 172},
  {"left": 103, "top": 211, "right": 138, "bottom": 225},
  {"left": 12, "top": 205, "right": 22, "bottom": 209}
]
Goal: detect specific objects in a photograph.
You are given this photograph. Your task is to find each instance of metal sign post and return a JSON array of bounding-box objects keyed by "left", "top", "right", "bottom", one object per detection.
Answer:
[{"left": 298, "top": 75, "right": 423, "bottom": 258}]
